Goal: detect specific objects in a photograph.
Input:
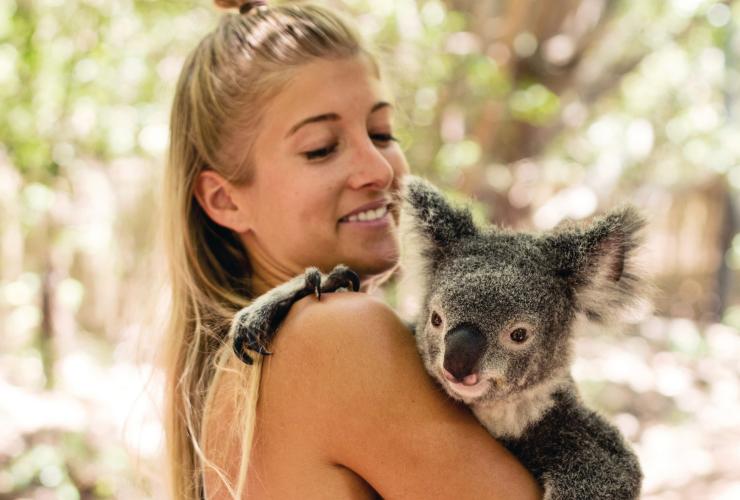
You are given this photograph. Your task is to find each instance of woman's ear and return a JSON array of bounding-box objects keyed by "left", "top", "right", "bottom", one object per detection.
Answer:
[{"left": 193, "top": 170, "right": 251, "bottom": 233}]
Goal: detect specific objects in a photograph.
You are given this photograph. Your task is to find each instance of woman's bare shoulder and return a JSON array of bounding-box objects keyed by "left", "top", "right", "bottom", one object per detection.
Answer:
[
  {"left": 277, "top": 290, "right": 410, "bottom": 352},
  {"left": 264, "top": 290, "right": 415, "bottom": 408},
  {"left": 263, "top": 292, "right": 542, "bottom": 500},
  {"left": 284, "top": 289, "right": 405, "bottom": 332},
  {"left": 267, "top": 291, "right": 423, "bottom": 408}
]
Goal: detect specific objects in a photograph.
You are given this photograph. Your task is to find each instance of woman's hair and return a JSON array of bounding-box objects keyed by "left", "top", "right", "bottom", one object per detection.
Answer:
[{"left": 161, "top": 2, "right": 374, "bottom": 498}]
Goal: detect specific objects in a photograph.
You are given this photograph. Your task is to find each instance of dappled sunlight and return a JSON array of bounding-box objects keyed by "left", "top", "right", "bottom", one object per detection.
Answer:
[
  {"left": 574, "top": 318, "right": 740, "bottom": 498},
  {"left": 3, "top": 0, "right": 740, "bottom": 497}
]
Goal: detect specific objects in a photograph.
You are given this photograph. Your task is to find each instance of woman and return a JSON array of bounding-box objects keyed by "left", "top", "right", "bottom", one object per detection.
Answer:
[{"left": 161, "top": 1, "right": 542, "bottom": 498}]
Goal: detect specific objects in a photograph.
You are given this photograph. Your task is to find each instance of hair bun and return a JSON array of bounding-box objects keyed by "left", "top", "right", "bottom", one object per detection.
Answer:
[
  {"left": 213, "top": 0, "right": 268, "bottom": 14},
  {"left": 239, "top": 1, "right": 268, "bottom": 15}
]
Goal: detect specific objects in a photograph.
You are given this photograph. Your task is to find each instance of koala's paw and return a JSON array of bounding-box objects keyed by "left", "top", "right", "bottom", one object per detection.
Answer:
[
  {"left": 230, "top": 265, "right": 360, "bottom": 365},
  {"left": 318, "top": 264, "right": 361, "bottom": 298}
]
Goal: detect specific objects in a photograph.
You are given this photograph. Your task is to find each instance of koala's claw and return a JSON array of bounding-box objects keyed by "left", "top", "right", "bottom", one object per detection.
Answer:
[
  {"left": 305, "top": 268, "right": 322, "bottom": 300},
  {"left": 320, "top": 264, "right": 361, "bottom": 295},
  {"left": 230, "top": 265, "right": 360, "bottom": 365},
  {"left": 233, "top": 331, "right": 272, "bottom": 365}
]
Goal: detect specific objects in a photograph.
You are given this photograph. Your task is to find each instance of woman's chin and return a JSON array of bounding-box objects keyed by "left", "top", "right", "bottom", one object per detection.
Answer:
[
  {"left": 351, "top": 256, "right": 399, "bottom": 280},
  {"left": 341, "top": 248, "right": 400, "bottom": 280}
]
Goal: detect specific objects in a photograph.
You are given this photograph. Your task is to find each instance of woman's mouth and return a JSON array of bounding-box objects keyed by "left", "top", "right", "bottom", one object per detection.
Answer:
[
  {"left": 340, "top": 204, "right": 389, "bottom": 223},
  {"left": 338, "top": 203, "right": 392, "bottom": 226}
]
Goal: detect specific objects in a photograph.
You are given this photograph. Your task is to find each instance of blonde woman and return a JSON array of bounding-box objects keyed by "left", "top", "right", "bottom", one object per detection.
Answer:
[{"left": 162, "top": 1, "right": 542, "bottom": 498}]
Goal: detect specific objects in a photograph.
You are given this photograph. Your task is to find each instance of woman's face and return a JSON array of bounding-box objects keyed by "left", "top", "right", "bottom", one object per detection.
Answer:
[{"left": 233, "top": 55, "right": 409, "bottom": 285}]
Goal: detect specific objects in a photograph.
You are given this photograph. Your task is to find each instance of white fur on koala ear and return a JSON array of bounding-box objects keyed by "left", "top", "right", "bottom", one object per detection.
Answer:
[
  {"left": 401, "top": 176, "right": 477, "bottom": 247},
  {"left": 573, "top": 206, "right": 652, "bottom": 324},
  {"left": 397, "top": 176, "right": 478, "bottom": 320},
  {"left": 397, "top": 177, "right": 438, "bottom": 319}
]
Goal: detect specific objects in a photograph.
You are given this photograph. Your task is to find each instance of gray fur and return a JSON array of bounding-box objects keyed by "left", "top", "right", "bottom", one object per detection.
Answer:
[{"left": 403, "top": 176, "right": 643, "bottom": 499}]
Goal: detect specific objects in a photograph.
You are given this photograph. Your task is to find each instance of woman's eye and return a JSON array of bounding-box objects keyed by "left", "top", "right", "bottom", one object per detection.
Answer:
[
  {"left": 370, "top": 133, "right": 398, "bottom": 145},
  {"left": 302, "top": 133, "right": 396, "bottom": 160},
  {"left": 303, "top": 143, "right": 338, "bottom": 160}
]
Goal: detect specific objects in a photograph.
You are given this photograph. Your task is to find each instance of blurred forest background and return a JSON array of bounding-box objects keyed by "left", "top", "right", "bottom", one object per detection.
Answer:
[{"left": 2, "top": 0, "right": 740, "bottom": 498}]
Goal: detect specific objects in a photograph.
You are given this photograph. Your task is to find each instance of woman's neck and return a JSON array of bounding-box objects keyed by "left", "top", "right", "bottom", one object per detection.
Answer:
[
  {"left": 249, "top": 262, "right": 386, "bottom": 298},
  {"left": 243, "top": 234, "right": 392, "bottom": 297},
  {"left": 249, "top": 267, "right": 293, "bottom": 297}
]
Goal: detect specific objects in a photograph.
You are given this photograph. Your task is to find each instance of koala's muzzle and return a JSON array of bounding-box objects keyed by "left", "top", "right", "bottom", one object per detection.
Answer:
[{"left": 443, "top": 324, "right": 486, "bottom": 382}]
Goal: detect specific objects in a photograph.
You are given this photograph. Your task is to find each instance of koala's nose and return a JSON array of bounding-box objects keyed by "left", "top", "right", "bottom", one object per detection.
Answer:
[{"left": 443, "top": 324, "right": 486, "bottom": 382}]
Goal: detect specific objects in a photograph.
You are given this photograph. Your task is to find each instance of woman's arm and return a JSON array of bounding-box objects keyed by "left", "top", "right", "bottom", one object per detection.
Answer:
[{"left": 264, "top": 292, "right": 542, "bottom": 499}]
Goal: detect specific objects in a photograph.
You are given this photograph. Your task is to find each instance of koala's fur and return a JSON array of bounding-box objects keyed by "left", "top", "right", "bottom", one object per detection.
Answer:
[
  {"left": 230, "top": 176, "right": 645, "bottom": 499},
  {"left": 401, "top": 176, "right": 643, "bottom": 499}
]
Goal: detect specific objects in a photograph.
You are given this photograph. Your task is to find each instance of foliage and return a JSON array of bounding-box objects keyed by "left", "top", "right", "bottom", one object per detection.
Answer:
[{"left": 1, "top": 0, "right": 739, "bottom": 498}]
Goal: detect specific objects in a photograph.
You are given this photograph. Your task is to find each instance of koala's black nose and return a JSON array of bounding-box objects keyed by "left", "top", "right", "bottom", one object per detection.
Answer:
[{"left": 443, "top": 324, "right": 486, "bottom": 381}]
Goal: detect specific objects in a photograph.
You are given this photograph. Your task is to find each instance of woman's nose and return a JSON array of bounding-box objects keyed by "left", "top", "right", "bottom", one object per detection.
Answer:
[{"left": 347, "top": 137, "right": 394, "bottom": 190}]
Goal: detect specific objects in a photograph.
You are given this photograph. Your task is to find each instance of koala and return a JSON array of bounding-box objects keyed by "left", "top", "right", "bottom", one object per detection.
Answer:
[
  {"left": 400, "top": 177, "right": 644, "bottom": 499},
  {"left": 230, "top": 176, "right": 644, "bottom": 499}
]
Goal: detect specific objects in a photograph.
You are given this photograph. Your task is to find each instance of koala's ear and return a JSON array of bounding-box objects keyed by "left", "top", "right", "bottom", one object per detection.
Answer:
[
  {"left": 542, "top": 205, "right": 647, "bottom": 323},
  {"left": 401, "top": 176, "right": 478, "bottom": 248}
]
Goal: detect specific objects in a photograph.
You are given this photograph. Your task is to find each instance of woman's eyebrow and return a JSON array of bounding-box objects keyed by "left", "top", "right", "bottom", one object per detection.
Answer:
[
  {"left": 285, "top": 113, "right": 339, "bottom": 138},
  {"left": 285, "top": 101, "right": 394, "bottom": 138}
]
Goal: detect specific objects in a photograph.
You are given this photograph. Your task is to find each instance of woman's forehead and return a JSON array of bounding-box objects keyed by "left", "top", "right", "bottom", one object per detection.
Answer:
[{"left": 265, "top": 56, "right": 392, "bottom": 125}]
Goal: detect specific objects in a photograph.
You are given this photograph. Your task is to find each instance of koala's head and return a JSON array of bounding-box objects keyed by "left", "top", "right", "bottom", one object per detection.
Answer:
[{"left": 401, "top": 176, "right": 646, "bottom": 405}]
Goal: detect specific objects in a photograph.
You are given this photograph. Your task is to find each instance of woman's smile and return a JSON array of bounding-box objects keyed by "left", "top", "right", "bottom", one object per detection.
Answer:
[{"left": 338, "top": 199, "right": 392, "bottom": 226}]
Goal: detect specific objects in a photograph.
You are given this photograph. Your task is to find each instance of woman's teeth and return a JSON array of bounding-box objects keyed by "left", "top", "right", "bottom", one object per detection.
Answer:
[{"left": 345, "top": 205, "right": 388, "bottom": 222}]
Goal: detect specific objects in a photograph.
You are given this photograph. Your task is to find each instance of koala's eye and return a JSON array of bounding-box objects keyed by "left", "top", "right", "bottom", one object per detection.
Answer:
[
  {"left": 510, "top": 328, "right": 528, "bottom": 343},
  {"left": 431, "top": 311, "right": 442, "bottom": 327}
]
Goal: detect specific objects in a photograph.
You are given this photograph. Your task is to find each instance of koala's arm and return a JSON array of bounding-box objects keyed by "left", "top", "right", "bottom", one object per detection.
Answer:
[
  {"left": 263, "top": 292, "right": 542, "bottom": 500},
  {"left": 503, "top": 388, "right": 642, "bottom": 500},
  {"left": 229, "top": 265, "right": 360, "bottom": 364}
]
